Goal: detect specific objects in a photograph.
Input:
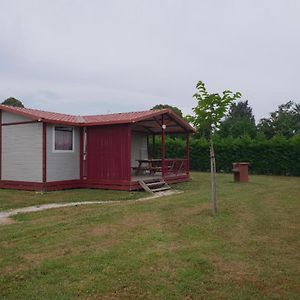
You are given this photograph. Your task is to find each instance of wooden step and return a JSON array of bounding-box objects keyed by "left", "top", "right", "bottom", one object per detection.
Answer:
[
  {"left": 138, "top": 180, "right": 153, "bottom": 193},
  {"left": 138, "top": 178, "right": 171, "bottom": 194},
  {"left": 147, "top": 181, "right": 165, "bottom": 187},
  {"left": 151, "top": 186, "right": 171, "bottom": 192},
  {"left": 143, "top": 178, "right": 162, "bottom": 183}
]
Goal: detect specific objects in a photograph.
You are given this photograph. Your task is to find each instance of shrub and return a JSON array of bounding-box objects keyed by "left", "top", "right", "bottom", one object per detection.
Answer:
[{"left": 154, "top": 135, "right": 300, "bottom": 176}]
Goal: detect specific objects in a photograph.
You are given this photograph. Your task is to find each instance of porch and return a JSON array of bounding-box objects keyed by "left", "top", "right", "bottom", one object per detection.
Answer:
[
  {"left": 129, "top": 111, "right": 192, "bottom": 189},
  {"left": 131, "top": 159, "right": 189, "bottom": 179}
]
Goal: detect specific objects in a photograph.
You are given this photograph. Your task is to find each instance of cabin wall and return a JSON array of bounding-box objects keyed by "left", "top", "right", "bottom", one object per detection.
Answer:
[
  {"left": 1, "top": 111, "right": 43, "bottom": 182},
  {"left": 131, "top": 132, "right": 148, "bottom": 168},
  {"left": 46, "top": 124, "right": 80, "bottom": 182},
  {"left": 2, "top": 111, "right": 32, "bottom": 123},
  {"left": 86, "top": 125, "right": 131, "bottom": 180}
]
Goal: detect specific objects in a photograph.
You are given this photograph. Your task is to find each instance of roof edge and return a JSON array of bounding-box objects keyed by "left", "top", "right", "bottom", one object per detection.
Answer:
[
  {"left": 0, "top": 105, "right": 40, "bottom": 122},
  {"left": 0, "top": 105, "right": 196, "bottom": 132}
]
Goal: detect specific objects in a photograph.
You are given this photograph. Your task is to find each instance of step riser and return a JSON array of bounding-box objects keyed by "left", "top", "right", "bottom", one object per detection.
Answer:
[
  {"left": 139, "top": 179, "right": 171, "bottom": 194},
  {"left": 143, "top": 180, "right": 163, "bottom": 184},
  {"left": 151, "top": 187, "right": 171, "bottom": 192},
  {"left": 147, "top": 183, "right": 165, "bottom": 187}
]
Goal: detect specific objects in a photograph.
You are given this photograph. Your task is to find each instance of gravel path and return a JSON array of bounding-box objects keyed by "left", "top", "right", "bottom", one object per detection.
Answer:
[{"left": 0, "top": 190, "right": 180, "bottom": 225}]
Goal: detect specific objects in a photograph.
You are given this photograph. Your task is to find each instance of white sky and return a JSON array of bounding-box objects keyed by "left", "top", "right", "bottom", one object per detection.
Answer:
[{"left": 0, "top": 0, "right": 299, "bottom": 121}]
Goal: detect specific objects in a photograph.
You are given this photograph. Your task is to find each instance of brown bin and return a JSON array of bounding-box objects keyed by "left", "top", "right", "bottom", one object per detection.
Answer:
[{"left": 232, "top": 162, "right": 249, "bottom": 183}]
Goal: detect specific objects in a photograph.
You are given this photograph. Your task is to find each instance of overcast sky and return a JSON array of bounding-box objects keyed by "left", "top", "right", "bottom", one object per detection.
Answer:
[{"left": 0, "top": 0, "right": 299, "bottom": 121}]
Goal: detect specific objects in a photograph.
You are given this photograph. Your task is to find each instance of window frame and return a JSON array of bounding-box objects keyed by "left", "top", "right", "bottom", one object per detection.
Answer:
[{"left": 52, "top": 125, "right": 75, "bottom": 153}]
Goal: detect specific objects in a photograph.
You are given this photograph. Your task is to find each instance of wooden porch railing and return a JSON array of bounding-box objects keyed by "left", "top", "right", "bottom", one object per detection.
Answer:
[{"left": 164, "top": 159, "right": 188, "bottom": 176}]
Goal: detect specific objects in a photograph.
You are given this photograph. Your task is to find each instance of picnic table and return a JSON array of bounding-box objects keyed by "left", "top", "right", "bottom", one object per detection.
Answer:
[{"left": 134, "top": 159, "right": 162, "bottom": 175}]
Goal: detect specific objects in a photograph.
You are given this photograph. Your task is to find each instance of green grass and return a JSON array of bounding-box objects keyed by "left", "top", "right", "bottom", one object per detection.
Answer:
[
  {"left": 0, "top": 172, "right": 299, "bottom": 299},
  {"left": 0, "top": 188, "right": 145, "bottom": 210}
]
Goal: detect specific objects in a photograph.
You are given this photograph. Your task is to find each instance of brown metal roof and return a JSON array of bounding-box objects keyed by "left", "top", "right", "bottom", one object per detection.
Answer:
[{"left": 0, "top": 105, "right": 196, "bottom": 133}]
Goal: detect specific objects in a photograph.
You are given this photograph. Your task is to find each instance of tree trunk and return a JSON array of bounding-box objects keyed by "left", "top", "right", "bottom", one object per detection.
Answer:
[{"left": 210, "top": 135, "right": 217, "bottom": 215}]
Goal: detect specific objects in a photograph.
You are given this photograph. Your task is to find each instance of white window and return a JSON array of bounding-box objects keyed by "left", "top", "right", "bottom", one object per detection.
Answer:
[{"left": 53, "top": 126, "right": 75, "bottom": 152}]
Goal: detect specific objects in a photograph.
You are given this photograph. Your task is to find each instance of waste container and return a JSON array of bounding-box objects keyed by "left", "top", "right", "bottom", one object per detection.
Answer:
[{"left": 232, "top": 162, "right": 249, "bottom": 183}]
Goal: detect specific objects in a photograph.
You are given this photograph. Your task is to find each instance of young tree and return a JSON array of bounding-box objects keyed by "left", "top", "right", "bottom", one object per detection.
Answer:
[
  {"left": 189, "top": 81, "right": 241, "bottom": 215},
  {"left": 2, "top": 97, "right": 25, "bottom": 108}
]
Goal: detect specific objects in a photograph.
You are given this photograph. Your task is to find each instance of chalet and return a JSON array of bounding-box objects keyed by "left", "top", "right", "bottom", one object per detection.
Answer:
[{"left": 0, "top": 105, "right": 195, "bottom": 191}]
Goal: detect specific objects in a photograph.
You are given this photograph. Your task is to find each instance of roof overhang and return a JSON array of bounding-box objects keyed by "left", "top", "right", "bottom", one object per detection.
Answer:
[
  {"left": 129, "top": 109, "right": 196, "bottom": 134},
  {"left": 0, "top": 105, "right": 196, "bottom": 133}
]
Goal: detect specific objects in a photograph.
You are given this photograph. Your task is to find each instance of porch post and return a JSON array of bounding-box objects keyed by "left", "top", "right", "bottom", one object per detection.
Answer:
[
  {"left": 186, "top": 133, "right": 190, "bottom": 175},
  {"left": 82, "top": 127, "right": 87, "bottom": 180},
  {"left": 161, "top": 114, "right": 166, "bottom": 177},
  {"left": 127, "top": 125, "right": 132, "bottom": 181}
]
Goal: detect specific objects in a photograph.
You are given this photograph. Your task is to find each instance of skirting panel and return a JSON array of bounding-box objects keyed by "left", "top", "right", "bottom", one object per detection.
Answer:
[
  {"left": 0, "top": 180, "right": 81, "bottom": 191},
  {"left": 0, "top": 175, "right": 190, "bottom": 192},
  {"left": 0, "top": 180, "right": 44, "bottom": 191}
]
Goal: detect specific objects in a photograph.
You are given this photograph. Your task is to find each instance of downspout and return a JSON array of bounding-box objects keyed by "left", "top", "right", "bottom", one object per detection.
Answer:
[{"left": 42, "top": 122, "right": 47, "bottom": 190}]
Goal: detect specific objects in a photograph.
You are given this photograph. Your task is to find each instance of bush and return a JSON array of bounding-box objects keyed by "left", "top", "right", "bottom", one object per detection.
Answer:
[{"left": 155, "top": 135, "right": 300, "bottom": 176}]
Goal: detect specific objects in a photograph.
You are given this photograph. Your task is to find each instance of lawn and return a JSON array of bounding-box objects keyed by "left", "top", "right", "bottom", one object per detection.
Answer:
[
  {"left": 0, "top": 172, "right": 299, "bottom": 299},
  {"left": 0, "top": 187, "right": 145, "bottom": 211}
]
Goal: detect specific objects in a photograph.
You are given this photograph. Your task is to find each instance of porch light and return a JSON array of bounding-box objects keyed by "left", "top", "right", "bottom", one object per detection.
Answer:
[{"left": 162, "top": 124, "right": 167, "bottom": 130}]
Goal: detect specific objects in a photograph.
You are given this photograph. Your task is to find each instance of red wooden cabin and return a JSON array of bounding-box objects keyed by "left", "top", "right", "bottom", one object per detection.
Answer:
[{"left": 0, "top": 105, "right": 195, "bottom": 191}]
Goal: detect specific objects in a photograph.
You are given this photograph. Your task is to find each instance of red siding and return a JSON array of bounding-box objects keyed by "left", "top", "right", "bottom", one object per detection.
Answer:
[{"left": 86, "top": 125, "right": 131, "bottom": 181}]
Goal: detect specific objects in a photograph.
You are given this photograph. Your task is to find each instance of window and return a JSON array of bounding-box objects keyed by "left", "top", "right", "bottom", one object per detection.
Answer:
[{"left": 53, "top": 126, "right": 74, "bottom": 152}]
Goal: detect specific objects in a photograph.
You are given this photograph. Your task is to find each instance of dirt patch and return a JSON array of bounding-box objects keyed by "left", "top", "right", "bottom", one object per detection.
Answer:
[
  {"left": 0, "top": 217, "right": 17, "bottom": 225},
  {"left": 181, "top": 202, "right": 211, "bottom": 216},
  {"left": 89, "top": 212, "right": 161, "bottom": 240},
  {"left": 209, "top": 255, "right": 259, "bottom": 284}
]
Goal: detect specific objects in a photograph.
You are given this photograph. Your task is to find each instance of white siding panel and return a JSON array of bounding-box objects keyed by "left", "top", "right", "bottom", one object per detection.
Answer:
[
  {"left": 131, "top": 132, "right": 148, "bottom": 168},
  {"left": 2, "top": 111, "right": 32, "bottom": 123},
  {"left": 2, "top": 123, "right": 43, "bottom": 182},
  {"left": 46, "top": 124, "right": 80, "bottom": 182}
]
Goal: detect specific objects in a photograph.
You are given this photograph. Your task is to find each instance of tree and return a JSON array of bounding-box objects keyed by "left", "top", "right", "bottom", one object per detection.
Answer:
[
  {"left": 2, "top": 97, "right": 25, "bottom": 108},
  {"left": 257, "top": 101, "right": 300, "bottom": 139},
  {"left": 188, "top": 81, "right": 241, "bottom": 215},
  {"left": 219, "top": 100, "right": 256, "bottom": 138},
  {"left": 294, "top": 103, "right": 300, "bottom": 134},
  {"left": 151, "top": 104, "right": 183, "bottom": 117}
]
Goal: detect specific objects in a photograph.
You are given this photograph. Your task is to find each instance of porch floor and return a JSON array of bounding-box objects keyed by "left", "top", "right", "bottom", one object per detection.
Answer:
[
  {"left": 131, "top": 174, "right": 162, "bottom": 181},
  {"left": 131, "top": 172, "right": 187, "bottom": 182}
]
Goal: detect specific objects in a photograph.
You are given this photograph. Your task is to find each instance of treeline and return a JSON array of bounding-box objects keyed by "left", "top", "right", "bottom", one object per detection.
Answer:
[
  {"left": 194, "top": 100, "right": 300, "bottom": 140},
  {"left": 152, "top": 100, "right": 300, "bottom": 176},
  {"left": 152, "top": 101, "right": 300, "bottom": 140}
]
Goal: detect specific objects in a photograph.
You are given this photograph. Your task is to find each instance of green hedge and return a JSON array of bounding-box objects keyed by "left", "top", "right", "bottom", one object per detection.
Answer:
[{"left": 151, "top": 136, "right": 300, "bottom": 176}]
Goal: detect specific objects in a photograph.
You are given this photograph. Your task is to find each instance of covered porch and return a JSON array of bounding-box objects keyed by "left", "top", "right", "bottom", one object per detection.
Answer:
[{"left": 129, "top": 110, "right": 194, "bottom": 189}]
